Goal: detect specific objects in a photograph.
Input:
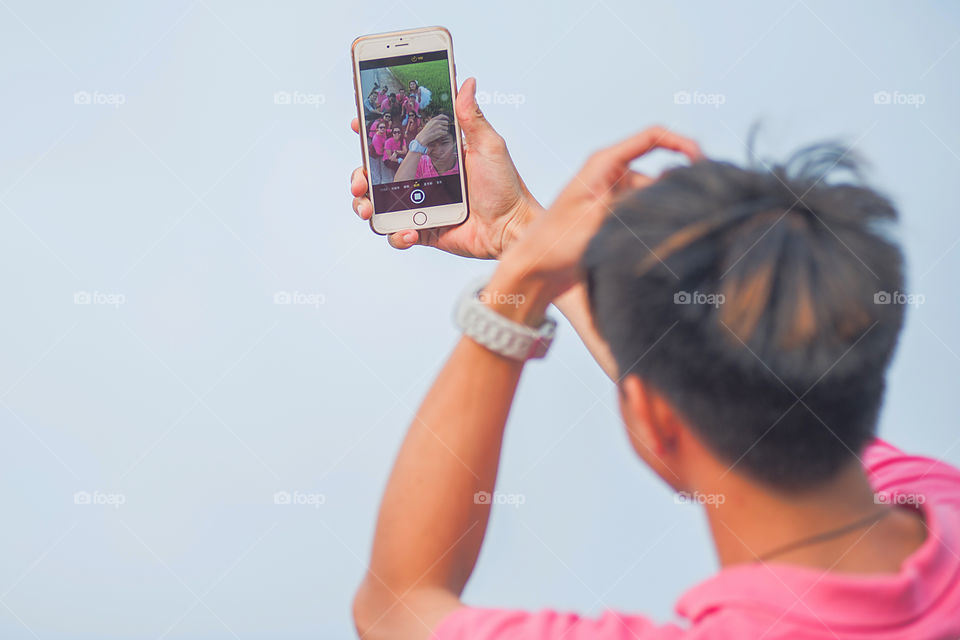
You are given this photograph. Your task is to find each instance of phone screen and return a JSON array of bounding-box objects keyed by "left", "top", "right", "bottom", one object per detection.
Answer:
[{"left": 358, "top": 51, "right": 462, "bottom": 214}]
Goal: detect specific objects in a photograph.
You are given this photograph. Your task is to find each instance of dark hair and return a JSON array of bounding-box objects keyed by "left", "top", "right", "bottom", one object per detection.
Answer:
[
  {"left": 427, "top": 116, "right": 456, "bottom": 146},
  {"left": 582, "top": 144, "right": 905, "bottom": 490}
]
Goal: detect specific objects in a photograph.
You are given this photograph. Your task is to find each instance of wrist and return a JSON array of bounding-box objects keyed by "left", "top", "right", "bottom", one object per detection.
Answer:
[
  {"left": 499, "top": 196, "right": 544, "bottom": 256},
  {"left": 484, "top": 262, "right": 554, "bottom": 327}
]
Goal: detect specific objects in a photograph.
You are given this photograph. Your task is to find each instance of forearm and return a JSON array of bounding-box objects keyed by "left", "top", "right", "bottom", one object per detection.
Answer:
[
  {"left": 509, "top": 200, "right": 618, "bottom": 381},
  {"left": 394, "top": 150, "right": 421, "bottom": 181},
  {"left": 554, "top": 284, "right": 619, "bottom": 381},
  {"left": 359, "top": 336, "right": 524, "bottom": 609}
]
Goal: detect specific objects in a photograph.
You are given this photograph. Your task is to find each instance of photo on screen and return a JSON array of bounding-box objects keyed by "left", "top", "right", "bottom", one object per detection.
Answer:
[{"left": 359, "top": 51, "right": 462, "bottom": 213}]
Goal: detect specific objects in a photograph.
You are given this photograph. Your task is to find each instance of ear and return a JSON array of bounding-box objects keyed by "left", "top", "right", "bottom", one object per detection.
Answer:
[{"left": 618, "top": 375, "right": 685, "bottom": 490}]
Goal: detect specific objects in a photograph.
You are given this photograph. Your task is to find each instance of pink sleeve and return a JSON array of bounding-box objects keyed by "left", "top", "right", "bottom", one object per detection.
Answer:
[
  {"left": 864, "top": 439, "right": 960, "bottom": 506},
  {"left": 415, "top": 153, "right": 437, "bottom": 179},
  {"left": 432, "top": 607, "right": 684, "bottom": 640}
]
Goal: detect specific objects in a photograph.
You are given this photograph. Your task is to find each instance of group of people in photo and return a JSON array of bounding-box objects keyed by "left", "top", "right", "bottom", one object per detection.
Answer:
[{"left": 364, "top": 79, "right": 459, "bottom": 185}]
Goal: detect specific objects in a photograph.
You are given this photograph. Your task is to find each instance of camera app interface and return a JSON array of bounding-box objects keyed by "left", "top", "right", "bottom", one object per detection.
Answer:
[{"left": 359, "top": 50, "right": 462, "bottom": 214}]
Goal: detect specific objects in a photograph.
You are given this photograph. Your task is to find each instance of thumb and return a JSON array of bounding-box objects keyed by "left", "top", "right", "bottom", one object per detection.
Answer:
[{"left": 455, "top": 78, "right": 504, "bottom": 152}]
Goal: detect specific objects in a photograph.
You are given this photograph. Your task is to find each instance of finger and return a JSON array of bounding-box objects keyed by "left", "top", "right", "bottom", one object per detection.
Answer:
[
  {"left": 455, "top": 78, "right": 505, "bottom": 153},
  {"left": 350, "top": 118, "right": 360, "bottom": 134},
  {"left": 350, "top": 167, "right": 368, "bottom": 197},
  {"left": 388, "top": 230, "right": 419, "bottom": 249},
  {"left": 604, "top": 126, "right": 703, "bottom": 166},
  {"left": 352, "top": 196, "right": 372, "bottom": 220},
  {"left": 614, "top": 170, "right": 654, "bottom": 193}
]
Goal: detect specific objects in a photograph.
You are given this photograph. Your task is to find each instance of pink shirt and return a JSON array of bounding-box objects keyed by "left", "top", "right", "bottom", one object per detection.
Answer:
[
  {"left": 370, "top": 133, "right": 386, "bottom": 158},
  {"left": 384, "top": 136, "right": 404, "bottom": 154},
  {"left": 369, "top": 119, "right": 384, "bottom": 139},
  {"left": 433, "top": 440, "right": 960, "bottom": 639},
  {"left": 416, "top": 154, "right": 459, "bottom": 179}
]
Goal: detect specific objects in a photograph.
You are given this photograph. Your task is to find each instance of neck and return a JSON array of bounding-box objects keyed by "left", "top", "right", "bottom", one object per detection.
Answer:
[
  {"left": 433, "top": 155, "right": 456, "bottom": 173},
  {"left": 703, "top": 462, "right": 924, "bottom": 571}
]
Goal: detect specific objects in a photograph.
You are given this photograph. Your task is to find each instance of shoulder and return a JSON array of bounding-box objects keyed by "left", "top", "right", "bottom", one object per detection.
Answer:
[{"left": 432, "top": 607, "right": 685, "bottom": 640}]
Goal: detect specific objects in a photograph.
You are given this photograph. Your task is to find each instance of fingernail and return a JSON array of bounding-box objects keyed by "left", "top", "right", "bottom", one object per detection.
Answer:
[{"left": 404, "top": 231, "right": 417, "bottom": 244}]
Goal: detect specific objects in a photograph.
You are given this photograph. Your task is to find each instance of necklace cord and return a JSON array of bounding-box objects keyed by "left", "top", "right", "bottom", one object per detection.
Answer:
[{"left": 755, "top": 508, "right": 892, "bottom": 563}]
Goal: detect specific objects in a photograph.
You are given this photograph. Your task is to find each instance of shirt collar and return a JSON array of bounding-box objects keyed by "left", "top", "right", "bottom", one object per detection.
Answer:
[{"left": 675, "top": 500, "right": 960, "bottom": 630}]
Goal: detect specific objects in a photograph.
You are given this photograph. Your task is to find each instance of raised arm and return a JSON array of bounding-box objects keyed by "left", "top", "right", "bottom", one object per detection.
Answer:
[
  {"left": 352, "top": 127, "right": 702, "bottom": 640},
  {"left": 554, "top": 283, "right": 619, "bottom": 379},
  {"left": 350, "top": 79, "right": 620, "bottom": 377}
]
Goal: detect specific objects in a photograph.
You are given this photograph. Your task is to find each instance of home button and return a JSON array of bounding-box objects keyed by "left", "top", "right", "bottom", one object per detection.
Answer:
[{"left": 413, "top": 211, "right": 427, "bottom": 226}]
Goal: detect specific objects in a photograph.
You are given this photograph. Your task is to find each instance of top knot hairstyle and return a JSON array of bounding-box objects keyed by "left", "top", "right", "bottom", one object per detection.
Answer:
[{"left": 582, "top": 144, "right": 905, "bottom": 491}]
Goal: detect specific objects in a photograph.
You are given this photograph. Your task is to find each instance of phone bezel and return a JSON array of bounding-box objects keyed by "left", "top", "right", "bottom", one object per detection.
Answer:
[{"left": 351, "top": 27, "right": 469, "bottom": 236}]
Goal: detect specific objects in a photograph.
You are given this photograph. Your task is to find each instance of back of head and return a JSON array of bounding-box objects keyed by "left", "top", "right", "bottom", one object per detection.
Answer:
[{"left": 582, "top": 144, "right": 905, "bottom": 491}]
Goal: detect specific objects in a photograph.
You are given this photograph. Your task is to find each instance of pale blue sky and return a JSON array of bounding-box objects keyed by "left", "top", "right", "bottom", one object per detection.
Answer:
[{"left": 1, "top": 1, "right": 958, "bottom": 638}]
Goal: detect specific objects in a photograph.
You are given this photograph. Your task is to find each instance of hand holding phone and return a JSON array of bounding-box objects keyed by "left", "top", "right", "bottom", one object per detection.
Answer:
[
  {"left": 352, "top": 27, "right": 469, "bottom": 235},
  {"left": 349, "top": 77, "right": 539, "bottom": 259}
]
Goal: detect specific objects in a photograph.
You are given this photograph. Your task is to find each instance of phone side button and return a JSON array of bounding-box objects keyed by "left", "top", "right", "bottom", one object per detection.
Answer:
[{"left": 413, "top": 211, "right": 427, "bottom": 226}]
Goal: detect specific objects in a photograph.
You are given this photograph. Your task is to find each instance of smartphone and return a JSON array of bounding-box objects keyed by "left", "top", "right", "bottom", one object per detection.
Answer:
[{"left": 351, "top": 27, "right": 468, "bottom": 235}]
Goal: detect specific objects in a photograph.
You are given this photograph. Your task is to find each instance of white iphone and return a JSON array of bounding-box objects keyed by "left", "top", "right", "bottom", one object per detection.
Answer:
[{"left": 351, "top": 27, "right": 468, "bottom": 235}]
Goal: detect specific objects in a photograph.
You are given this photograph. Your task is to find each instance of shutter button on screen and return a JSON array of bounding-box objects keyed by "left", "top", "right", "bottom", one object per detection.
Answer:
[
  {"left": 410, "top": 188, "right": 426, "bottom": 205},
  {"left": 413, "top": 211, "right": 427, "bottom": 226}
]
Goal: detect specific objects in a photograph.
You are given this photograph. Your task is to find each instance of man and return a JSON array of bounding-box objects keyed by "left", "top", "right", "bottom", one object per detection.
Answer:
[
  {"left": 383, "top": 127, "right": 406, "bottom": 176},
  {"left": 368, "top": 121, "right": 389, "bottom": 185},
  {"left": 347, "top": 78, "right": 960, "bottom": 639}
]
